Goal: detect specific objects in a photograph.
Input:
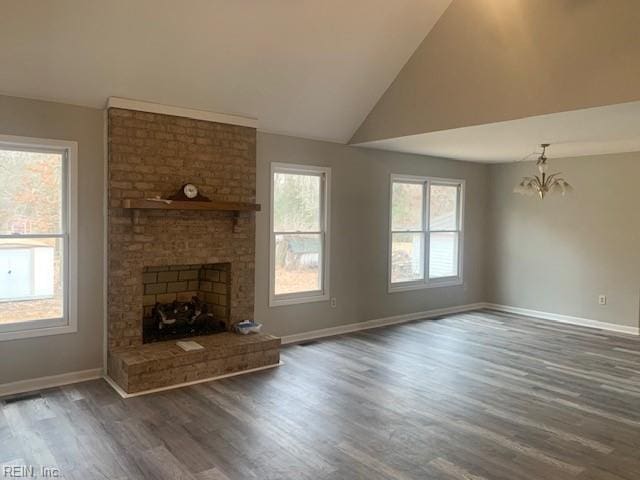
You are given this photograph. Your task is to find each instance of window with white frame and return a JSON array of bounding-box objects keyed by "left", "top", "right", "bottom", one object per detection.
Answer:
[
  {"left": 0, "top": 135, "right": 77, "bottom": 340},
  {"left": 389, "top": 175, "right": 464, "bottom": 291},
  {"left": 270, "top": 163, "right": 330, "bottom": 306}
]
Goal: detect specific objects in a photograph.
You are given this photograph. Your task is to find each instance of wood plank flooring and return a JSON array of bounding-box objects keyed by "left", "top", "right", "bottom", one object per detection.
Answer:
[{"left": 2, "top": 309, "right": 640, "bottom": 479}]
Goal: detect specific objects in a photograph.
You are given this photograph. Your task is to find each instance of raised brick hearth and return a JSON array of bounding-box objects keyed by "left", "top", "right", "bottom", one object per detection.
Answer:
[
  {"left": 108, "top": 332, "right": 280, "bottom": 394},
  {"left": 106, "top": 106, "right": 279, "bottom": 394}
]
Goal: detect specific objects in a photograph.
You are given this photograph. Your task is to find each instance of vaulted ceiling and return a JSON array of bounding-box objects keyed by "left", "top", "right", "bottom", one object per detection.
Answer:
[
  {"left": 2, "top": 0, "right": 640, "bottom": 161},
  {"left": 0, "top": 0, "right": 451, "bottom": 143},
  {"left": 352, "top": 0, "right": 640, "bottom": 162}
]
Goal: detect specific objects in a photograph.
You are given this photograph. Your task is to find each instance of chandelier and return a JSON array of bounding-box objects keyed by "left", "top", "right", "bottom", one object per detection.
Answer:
[{"left": 513, "top": 144, "right": 572, "bottom": 199}]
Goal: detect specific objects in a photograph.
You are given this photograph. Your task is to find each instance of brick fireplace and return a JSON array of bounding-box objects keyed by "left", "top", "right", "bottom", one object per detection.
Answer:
[{"left": 106, "top": 105, "right": 280, "bottom": 394}]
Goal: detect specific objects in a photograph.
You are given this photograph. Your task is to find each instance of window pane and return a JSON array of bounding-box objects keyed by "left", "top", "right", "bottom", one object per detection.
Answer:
[
  {"left": 392, "top": 182, "right": 423, "bottom": 231},
  {"left": 274, "top": 234, "right": 322, "bottom": 295},
  {"left": 0, "top": 149, "right": 63, "bottom": 235},
  {"left": 429, "top": 232, "right": 459, "bottom": 279},
  {"left": 274, "top": 172, "right": 321, "bottom": 232},
  {"left": 391, "top": 232, "right": 424, "bottom": 283},
  {"left": 429, "top": 184, "right": 458, "bottom": 231},
  {"left": 0, "top": 237, "right": 63, "bottom": 324}
]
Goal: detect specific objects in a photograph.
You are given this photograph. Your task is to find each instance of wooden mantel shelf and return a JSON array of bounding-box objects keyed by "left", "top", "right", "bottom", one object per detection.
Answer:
[{"left": 123, "top": 199, "right": 261, "bottom": 213}]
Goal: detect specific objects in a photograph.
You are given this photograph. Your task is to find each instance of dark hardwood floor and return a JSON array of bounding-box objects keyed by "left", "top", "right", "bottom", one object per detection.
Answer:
[{"left": 2, "top": 309, "right": 640, "bottom": 479}]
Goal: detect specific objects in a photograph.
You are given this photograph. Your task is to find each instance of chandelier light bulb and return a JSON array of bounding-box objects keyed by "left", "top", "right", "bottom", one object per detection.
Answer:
[
  {"left": 537, "top": 160, "right": 548, "bottom": 174},
  {"left": 513, "top": 144, "right": 572, "bottom": 200}
]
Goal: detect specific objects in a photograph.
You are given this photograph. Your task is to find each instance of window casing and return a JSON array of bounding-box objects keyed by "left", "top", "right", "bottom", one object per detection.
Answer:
[
  {"left": 0, "top": 134, "right": 77, "bottom": 341},
  {"left": 389, "top": 174, "right": 464, "bottom": 292},
  {"left": 270, "top": 163, "right": 330, "bottom": 306}
]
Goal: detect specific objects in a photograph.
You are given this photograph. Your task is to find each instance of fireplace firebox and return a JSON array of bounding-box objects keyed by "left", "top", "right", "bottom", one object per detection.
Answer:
[{"left": 142, "top": 263, "right": 230, "bottom": 343}]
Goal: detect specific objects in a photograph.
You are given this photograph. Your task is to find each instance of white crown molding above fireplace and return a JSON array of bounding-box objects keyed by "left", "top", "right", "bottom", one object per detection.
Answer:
[{"left": 106, "top": 97, "right": 258, "bottom": 129}]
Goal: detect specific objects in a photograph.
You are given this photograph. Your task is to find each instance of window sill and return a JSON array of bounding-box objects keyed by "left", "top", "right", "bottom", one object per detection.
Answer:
[
  {"left": 269, "top": 293, "right": 329, "bottom": 307},
  {"left": 0, "top": 295, "right": 55, "bottom": 304},
  {"left": 388, "top": 279, "right": 463, "bottom": 293},
  {"left": 0, "top": 318, "right": 76, "bottom": 341}
]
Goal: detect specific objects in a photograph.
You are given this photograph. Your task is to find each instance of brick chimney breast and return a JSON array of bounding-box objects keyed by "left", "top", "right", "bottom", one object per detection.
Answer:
[{"left": 107, "top": 108, "right": 256, "bottom": 349}]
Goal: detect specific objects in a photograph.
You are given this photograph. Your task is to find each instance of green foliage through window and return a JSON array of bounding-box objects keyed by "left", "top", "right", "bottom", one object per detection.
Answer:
[{"left": 273, "top": 172, "right": 321, "bottom": 232}]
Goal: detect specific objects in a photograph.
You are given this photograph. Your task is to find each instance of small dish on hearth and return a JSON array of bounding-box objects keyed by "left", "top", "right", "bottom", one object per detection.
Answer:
[{"left": 235, "top": 320, "right": 262, "bottom": 335}]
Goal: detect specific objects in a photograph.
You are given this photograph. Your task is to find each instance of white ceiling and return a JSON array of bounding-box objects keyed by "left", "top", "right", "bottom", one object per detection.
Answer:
[
  {"left": 0, "top": 0, "right": 451, "bottom": 143},
  {"left": 355, "top": 101, "right": 640, "bottom": 163}
]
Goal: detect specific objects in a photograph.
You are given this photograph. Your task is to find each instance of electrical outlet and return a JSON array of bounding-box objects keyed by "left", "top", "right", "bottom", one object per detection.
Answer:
[
  {"left": 598, "top": 295, "right": 607, "bottom": 305},
  {"left": 330, "top": 297, "right": 337, "bottom": 308}
]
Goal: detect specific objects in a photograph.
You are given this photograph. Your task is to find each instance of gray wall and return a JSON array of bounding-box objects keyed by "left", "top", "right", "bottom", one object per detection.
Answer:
[
  {"left": 3, "top": 95, "right": 637, "bottom": 384},
  {"left": 486, "top": 152, "right": 640, "bottom": 329},
  {"left": 0, "top": 95, "right": 104, "bottom": 384},
  {"left": 255, "top": 133, "right": 488, "bottom": 337}
]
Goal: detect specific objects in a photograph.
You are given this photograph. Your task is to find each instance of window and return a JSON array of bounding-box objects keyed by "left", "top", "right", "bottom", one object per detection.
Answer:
[
  {"left": 389, "top": 175, "right": 464, "bottom": 291},
  {"left": 0, "top": 135, "right": 77, "bottom": 340},
  {"left": 270, "top": 163, "right": 330, "bottom": 306}
]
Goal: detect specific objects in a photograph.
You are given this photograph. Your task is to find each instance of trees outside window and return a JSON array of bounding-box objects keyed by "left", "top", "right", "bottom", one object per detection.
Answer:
[
  {"left": 270, "top": 163, "right": 330, "bottom": 306},
  {"left": 0, "top": 135, "right": 77, "bottom": 340},
  {"left": 390, "top": 175, "right": 464, "bottom": 292}
]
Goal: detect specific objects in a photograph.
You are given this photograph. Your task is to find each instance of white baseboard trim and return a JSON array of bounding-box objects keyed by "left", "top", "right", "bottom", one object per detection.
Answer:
[
  {"left": 280, "top": 303, "right": 486, "bottom": 345},
  {"left": 484, "top": 303, "right": 640, "bottom": 336},
  {"left": 7, "top": 302, "right": 633, "bottom": 399},
  {"left": 104, "top": 361, "right": 283, "bottom": 398},
  {"left": 0, "top": 368, "right": 103, "bottom": 398}
]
